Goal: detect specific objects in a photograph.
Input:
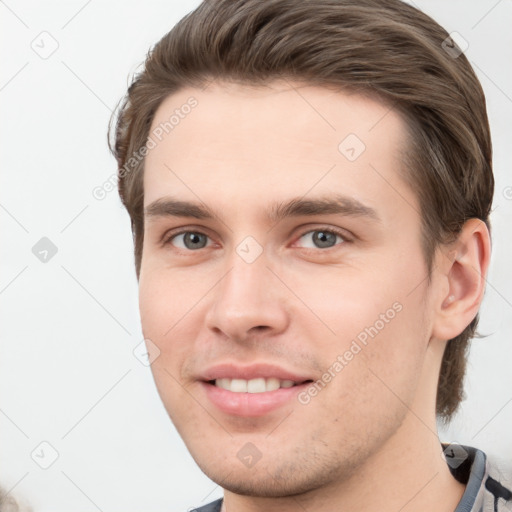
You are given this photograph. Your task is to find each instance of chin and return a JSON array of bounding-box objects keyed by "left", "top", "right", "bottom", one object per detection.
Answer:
[
  {"left": 189, "top": 439, "right": 366, "bottom": 499},
  {"left": 199, "top": 464, "right": 329, "bottom": 498}
]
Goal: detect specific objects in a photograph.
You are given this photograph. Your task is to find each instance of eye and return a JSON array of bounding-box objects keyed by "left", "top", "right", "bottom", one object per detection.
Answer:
[
  {"left": 297, "top": 229, "right": 345, "bottom": 249},
  {"left": 168, "top": 231, "right": 211, "bottom": 250}
]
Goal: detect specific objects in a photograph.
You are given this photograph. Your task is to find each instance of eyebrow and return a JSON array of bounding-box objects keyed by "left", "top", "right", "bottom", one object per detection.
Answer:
[
  {"left": 144, "top": 194, "right": 380, "bottom": 224},
  {"left": 268, "top": 195, "right": 380, "bottom": 224}
]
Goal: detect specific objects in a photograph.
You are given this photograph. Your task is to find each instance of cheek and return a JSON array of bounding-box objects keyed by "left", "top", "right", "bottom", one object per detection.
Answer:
[
  {"left": 281, "top": 252, "right": 425, "bottom": 347},
  {"left": 303, "top": 299, "right": 427, "bottom": 444},
  {"left": 289, "top": 250, "right": 429, "bottom": 401},
  {"left": 138, "top": 263, "right": 211, "bottom": 339},
  {"left": 138, "top": 267, "right": 203, "bottom": 388},
  {"left": 138, "top": 270, "right": 202, "bottom": 428}
]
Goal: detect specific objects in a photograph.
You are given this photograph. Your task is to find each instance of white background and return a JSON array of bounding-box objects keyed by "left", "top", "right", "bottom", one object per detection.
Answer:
[{"left": 1, "top": 1, "right": 511, "bottom": 510}]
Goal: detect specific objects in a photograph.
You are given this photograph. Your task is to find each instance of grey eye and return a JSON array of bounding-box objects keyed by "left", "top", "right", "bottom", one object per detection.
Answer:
[
  {"left": 173, "top": 232, "right": 209, "bottom": 250},
  {"left": 312, "top": 231, "right": 338, "bottom": 248},
  {"left": 298, "top": 230, "right": 344, "bottom": 249}
]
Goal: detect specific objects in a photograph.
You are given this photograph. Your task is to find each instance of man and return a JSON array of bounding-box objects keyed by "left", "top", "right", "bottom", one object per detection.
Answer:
[{"left": 109, "top": 0, "right": 511, "bottom": 510}]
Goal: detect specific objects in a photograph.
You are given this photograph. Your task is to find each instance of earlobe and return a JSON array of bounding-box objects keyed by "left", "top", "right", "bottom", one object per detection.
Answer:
[{"left": 432, "top": 218, "right": 491, "bottom": 341}]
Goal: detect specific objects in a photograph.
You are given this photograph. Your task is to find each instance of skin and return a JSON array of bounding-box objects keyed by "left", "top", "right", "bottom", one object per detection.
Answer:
[{"left": 139, "top": 80, "right": 490, "bottom": 512}]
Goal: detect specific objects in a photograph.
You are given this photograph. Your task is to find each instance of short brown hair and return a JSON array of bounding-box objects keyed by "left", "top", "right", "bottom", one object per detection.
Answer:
[{"left": 109, "top": 0, "right": 493, "bottom": 421}]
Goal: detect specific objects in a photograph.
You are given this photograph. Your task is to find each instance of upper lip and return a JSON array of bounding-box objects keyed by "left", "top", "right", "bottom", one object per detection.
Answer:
[{"left": 199, "top": 363, "right": 313, "bottom": 383}]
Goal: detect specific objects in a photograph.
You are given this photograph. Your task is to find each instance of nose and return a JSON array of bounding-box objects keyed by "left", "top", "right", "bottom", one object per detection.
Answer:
[{"left": 205, "top": 252, "right": 289, "bottom": 343}]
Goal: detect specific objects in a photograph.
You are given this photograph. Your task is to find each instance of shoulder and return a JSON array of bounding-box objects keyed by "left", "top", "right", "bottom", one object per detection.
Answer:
[
  {"left": 444, "top": 444, "right": 512, "bottom": 512},
  {"left": 189, "top": 498, "right": 223, "bottom": 512}
]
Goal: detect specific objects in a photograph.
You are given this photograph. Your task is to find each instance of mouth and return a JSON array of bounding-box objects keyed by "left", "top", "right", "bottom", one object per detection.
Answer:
[
  {"left": 198, "top": 364, "right": 315, "bottom": 417},
  {"left": 208, "top": 377, "right": 311, "bottom": 393}
]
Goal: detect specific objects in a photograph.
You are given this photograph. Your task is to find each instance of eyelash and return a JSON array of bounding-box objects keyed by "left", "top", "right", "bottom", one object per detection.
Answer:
[{"left": 162, "top": 226, "right": 351, "bottom": 252}]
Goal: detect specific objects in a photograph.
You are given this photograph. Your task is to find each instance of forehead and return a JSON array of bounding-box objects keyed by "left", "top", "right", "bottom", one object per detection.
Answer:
[{"left": 143, "top": 80, "right": 418, "bottom": 226}]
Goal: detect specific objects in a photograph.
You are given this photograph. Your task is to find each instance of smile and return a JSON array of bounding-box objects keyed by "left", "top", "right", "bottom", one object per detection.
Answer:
[{"left": 212, "top": 377, "right": 304, "bottom": 393}]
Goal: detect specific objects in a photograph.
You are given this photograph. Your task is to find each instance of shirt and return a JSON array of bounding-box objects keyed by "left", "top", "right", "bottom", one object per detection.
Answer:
[{"left": 190, "top": 445, "right": 512, "bottom": 512}]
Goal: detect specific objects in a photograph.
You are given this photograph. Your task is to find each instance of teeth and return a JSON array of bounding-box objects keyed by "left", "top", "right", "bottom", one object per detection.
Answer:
[
  {"left": 265, "top": 378, "right": 280, "bottom": 391},
  {"left": 214, "top": 377, "right": 299, "bottom": 393},
  {"left": 231, "top": 379, "right": 247, "bottom": 392},
  {"left": 247, "top": 378, "right": 265, "bottom": 393}
]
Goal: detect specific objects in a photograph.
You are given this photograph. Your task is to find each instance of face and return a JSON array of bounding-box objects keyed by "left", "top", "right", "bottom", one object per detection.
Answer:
[{"left": 139, "top": 81, "right": 435, "bottom": 496}]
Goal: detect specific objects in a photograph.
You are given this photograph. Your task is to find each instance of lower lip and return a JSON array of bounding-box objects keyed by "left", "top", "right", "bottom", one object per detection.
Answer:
[{"left": 200, "top": 381, "right": 310, "bottom": 417}]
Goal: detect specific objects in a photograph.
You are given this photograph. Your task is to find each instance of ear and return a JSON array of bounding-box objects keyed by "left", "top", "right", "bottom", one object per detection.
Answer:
[{"left": 431, "top": 218, "right": 491, "bottom": 341}]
